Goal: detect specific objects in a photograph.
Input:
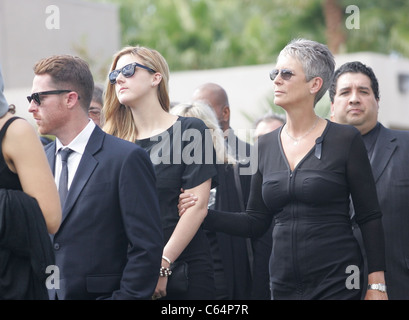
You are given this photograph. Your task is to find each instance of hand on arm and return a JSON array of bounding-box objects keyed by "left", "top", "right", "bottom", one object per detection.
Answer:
[{"left": 177, "top": 188, "right": 198, "bottom": 216}]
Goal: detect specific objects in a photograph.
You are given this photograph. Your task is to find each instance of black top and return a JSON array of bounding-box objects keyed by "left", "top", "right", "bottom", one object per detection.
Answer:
[
  {"left": 362, "top": 122, "right": 380, "bottom": 160},
  {"left": 205, "top": 120, "right": 386, "bottom": 299},
  {"left": 135, "top": 116, "right": 218, "bottom": 231},
  {"left": 0, "top": 117, "right": 22, "bottom": 190}
]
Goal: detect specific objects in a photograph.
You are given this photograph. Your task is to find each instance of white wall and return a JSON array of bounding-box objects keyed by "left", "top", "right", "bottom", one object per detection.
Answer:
[{"left": 0, "top": 0, "right": 120, "bottom": 88}]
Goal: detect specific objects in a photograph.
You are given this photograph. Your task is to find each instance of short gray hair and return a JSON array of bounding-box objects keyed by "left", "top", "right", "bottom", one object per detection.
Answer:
[{"left": 279, "top": 38, "right": 335, "bottom": 105}]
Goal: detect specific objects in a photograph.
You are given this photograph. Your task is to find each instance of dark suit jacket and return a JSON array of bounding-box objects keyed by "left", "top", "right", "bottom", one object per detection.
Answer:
[
  {"left": 46, "top": 125, "right": 163, "bottom": 300},
  {"left": 369, "top": 123, "right": 409, "bottom": 299}
]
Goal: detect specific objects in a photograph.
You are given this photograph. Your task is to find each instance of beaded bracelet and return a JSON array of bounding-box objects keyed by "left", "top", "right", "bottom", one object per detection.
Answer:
[{"left": 159, "top": 266, "right": 172, "bottom": 277}]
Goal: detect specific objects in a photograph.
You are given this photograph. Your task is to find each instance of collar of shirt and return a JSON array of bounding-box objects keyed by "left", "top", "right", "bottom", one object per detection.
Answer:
[
  {"left": 55, "top": 120, "right": 96, "bottom": 156},
  {"left": 54, "top": 120, "right": 96, "bottom": 189}
]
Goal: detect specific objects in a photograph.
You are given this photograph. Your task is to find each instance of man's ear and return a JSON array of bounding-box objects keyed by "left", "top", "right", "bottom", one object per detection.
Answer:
[
  {"left": 66, "top": 91, "right": 80, "bottom": 109},
  {"left": 222, "top": 106, "right": 230, "bottom": 122}
]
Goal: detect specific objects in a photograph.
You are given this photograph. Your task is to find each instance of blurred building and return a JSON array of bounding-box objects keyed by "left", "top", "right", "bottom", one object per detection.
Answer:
[{"left": 1, "top": 0, "right": 119, "bottom": 120}]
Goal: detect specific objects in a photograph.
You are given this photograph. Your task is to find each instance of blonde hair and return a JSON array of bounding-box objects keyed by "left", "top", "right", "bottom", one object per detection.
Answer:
[
  {"left": 103, "top": 45, "right": 170, "bottom": 141},
  {"left": 170, "top": 101, "right": 235, "bottom": 164}
]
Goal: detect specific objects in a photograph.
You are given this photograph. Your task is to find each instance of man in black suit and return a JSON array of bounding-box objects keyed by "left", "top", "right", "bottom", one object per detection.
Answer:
[
  {"left": 192, "top": 83, "right": 270, "bottom": 299},
  {"left": 330, "top": 61, "right": 409, "bottom": 299},
  {"left": 28, "top": 54, "right": 163, "bottom": 300}
]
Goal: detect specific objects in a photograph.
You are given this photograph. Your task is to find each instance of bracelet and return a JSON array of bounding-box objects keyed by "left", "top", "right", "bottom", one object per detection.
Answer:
[
  {"left": 367, "top": 283, "right": 386, "bottom": 293},
  {"left": 159, "top": 266, "right": 172, "bottom": 277},
  {"left": 162, "top": 255, "right": 172, "bottom": 265}
]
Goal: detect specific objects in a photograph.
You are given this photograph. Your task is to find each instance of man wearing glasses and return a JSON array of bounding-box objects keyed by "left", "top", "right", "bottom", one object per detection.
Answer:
[{"left": 27, "top": 54, "right": 163, "bottom": 300}]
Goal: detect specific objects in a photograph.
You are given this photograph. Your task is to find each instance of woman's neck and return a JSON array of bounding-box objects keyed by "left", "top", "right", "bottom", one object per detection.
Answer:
[{"left": 131, "top": 104, "right": 177, "bottom": 140}]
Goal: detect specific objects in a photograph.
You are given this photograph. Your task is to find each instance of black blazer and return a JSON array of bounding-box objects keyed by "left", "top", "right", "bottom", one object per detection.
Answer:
[
  {"left": 46, "top": 125, "right": 163, "bottom": 300},
  {"left": 369, "top": 123, "right": 409, "bottom": 299}
]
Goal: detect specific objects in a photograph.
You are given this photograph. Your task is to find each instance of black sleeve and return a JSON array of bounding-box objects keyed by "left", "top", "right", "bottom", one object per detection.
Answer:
[
  {"left": 203, "top": 169, "right": 273, "bottom": 238},
  {"left": 347, "top": 132, "right": 386, "bottom": 273},
  {"left": 359, "top": 218, "right": 386, "bottom": 273}
]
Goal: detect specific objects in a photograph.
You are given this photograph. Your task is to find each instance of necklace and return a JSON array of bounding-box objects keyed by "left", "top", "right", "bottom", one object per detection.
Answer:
[{"left": 285, "top": 116, "right": 319, "bottom": 146}]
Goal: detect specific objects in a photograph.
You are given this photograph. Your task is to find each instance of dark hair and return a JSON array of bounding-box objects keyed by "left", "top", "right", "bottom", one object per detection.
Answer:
[
  {"left": 92, "top": 83, "right": 104, "bottom": 106},
  {"left": 254, "top": 112, "right": 286, "bottom": 127},
  {"left": 329, "top": 61, "right": 380, "bottom": 103},
  {"left": 33, "top": 55, "right": 94, "bottom": 112}
]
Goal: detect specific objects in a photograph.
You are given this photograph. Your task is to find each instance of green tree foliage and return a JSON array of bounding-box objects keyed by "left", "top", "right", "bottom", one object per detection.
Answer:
[
  {"left": 89, "top": 0, "right": 409, "bottom": 122},
  {"left": 341, "top": 0, "right": 409, "bottom": 57},
  {"left": 90, "top": 0, "right": 409, "bottom": 70}
]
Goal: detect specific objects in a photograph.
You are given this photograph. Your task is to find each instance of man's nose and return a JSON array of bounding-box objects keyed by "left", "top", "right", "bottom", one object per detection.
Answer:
[
  {"left": 28, "top": 100, "right": 38, "bottom": 113},
  {"left": 349, "top": 91, "right": 360, "bottom": 104}
]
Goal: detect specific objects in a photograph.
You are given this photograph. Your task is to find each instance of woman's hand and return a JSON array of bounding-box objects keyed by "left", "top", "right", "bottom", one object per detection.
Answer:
[
  {"left": 178, "top": 188, "right": 198, "bottom": 216},
  {"left": 152, "top": 276, "right": 168, "bottom": 300}
]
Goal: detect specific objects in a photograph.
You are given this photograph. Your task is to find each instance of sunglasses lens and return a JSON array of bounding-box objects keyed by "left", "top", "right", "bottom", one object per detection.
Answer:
[
  {"left": 281, "top": 70, "right": 293, "bottom": 80},
  {"left": 270, "top": 69, "right": 293, "bottom": 81},
  {"left": 122, "top": 64, "right": 136, "bottom": 77},
  {"left": 109, "top": 70, "right": 119, "bottom": 84},
  {"left": 270, "top": 69, "right": 279, "bottom": 81},
  {"left": 109, "top": 63, "right": 137, "bottom": 84},
  {"left": 34, "top": 94, "right": 41, "bottom": 105},
  {"left": 27, "top": 93, "right": 41, "bottom": 105}
]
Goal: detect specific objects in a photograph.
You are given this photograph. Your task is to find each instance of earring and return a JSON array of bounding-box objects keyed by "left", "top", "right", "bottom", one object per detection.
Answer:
[{"left": 151, "top": 83, "right": 155, "bottom": 87}]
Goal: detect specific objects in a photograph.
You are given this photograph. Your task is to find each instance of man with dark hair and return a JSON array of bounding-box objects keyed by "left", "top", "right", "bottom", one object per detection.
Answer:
[{"left": 330, "top": 61, "right": 409, "bottom": 299}]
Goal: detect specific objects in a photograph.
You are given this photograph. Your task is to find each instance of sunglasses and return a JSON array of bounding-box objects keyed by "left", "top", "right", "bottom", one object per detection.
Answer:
[
  {"left": 269, "top": 69, "right": 295, "bottom": 81},
  {"left": 109, "top": 62, "right": 156, "bottom": 84},
  {"left": 27, "top": 90, "right": 77, "bottom": 106}
]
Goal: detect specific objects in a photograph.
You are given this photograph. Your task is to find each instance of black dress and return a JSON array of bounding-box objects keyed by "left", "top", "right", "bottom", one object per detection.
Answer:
[
  {"left": 204, "top": 120, "right": 386, "bottom": 300},
  {"left": 135, "top": 116, "right": 218, "bottom": 300},
  {"left": 0, "top": 117, "right": 54, "bottom": 300}
]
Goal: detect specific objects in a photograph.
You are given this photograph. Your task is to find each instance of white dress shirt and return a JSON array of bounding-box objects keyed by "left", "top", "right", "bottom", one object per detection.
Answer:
[{"left": 55, "top": 120, "right": 96, "bottom": 191}]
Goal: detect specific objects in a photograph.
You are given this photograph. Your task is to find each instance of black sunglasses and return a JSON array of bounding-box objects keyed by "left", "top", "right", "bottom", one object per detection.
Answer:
[
  {"left": 270, "top": 69, "right": 295, "bottom": 81},
  {"left": 27, "top": 90, "right": 78, "bottom": 106},
  {"left": 109, "top": 62, "right": 156, "bottom": 84}
]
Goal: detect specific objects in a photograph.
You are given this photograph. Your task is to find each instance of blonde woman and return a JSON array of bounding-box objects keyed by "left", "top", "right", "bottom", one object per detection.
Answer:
[{"left": 103, "top": 46, "right": 218, "bottom": 300}]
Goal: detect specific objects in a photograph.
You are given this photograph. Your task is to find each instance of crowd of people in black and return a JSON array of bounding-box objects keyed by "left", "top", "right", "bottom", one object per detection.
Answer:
[{"left": 1, "top": 38, "right": 408, "bottom": 300}]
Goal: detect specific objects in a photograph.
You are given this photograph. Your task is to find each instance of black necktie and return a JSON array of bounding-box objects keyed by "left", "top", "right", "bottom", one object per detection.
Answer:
[{"left": 58, "top": 148, "right": 73, "bottom": 206}]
